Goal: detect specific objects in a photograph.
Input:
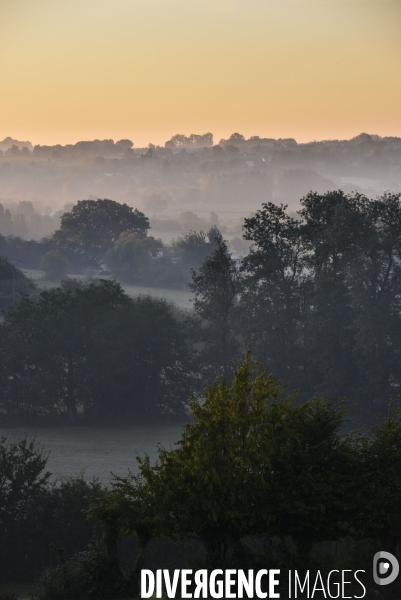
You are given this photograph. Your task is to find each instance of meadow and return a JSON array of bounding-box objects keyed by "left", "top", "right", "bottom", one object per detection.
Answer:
[
  {"left": 0, "top": 424, "right": 183, "bottom": 484},
  {"left": 23, "top": 268, "right": 194, "bottom": 310}
]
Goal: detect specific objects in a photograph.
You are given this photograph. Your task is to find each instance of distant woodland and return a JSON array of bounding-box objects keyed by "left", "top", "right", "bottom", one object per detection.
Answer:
[{"left": 0, "top": 131, "right": 400, "bottom": 244}]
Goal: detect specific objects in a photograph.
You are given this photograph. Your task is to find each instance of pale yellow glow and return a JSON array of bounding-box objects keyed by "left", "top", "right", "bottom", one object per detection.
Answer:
[{"left": 0, "top": 0, "right": 400, "bottom": 146}]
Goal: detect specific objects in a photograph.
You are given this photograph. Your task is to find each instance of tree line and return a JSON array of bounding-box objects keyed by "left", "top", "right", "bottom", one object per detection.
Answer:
[
  {"left": 0, "top": 279, "right": 191, "bottom": 424},
  {"left": 1, "top": 191, "right": 401, "bottom": 422}
]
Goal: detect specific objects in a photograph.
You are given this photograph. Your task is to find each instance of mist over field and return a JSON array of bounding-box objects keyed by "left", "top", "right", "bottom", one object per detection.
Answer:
[{"left": 1, "top": 131, "right": 400, "bottom": 247}]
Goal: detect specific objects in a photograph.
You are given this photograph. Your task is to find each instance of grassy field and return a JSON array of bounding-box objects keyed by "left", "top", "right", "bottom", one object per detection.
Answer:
[
  {"left": 0, "top": 424, "right": 183, "bottom": 484},
  {"left": 22, "top": 268, "right": 193, "bottom": 310}
]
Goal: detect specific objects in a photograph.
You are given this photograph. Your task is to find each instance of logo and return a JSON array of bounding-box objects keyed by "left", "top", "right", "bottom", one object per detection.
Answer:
[{"left": 373, "top": 552, "right": 399, "bottom": 586}]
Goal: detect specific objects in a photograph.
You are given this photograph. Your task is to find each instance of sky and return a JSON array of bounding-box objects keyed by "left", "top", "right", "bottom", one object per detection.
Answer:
[{"left": 0, "top": 0, "right": 400, "bottom": 147}]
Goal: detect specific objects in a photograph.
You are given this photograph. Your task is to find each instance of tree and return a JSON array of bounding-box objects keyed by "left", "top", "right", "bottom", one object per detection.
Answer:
[
  {"left": 0, "top": 280, "right": 130, "bottom": 423},
  {"left": 85, "top": 294, "right": 194, "bottom": 421},
  {"left": 189, "top": 230, "right": 242, "bottom": 376},
  {"left": 0, "top": 280, "right": 193, "bottom": 424},
  {"left": 173, "top": 230, "right": 212, "bottom": 270},
  {"left": 54, "top": 199, "right": 149, "bottom": 267},
  {"left": 241, "top": 202, "right": 306, "bottom": 386},
  {"left": 40, "top": 250, "right": 70, "bottom": 280},
  {"left": 0, "top": 256, "right": 35, "bottom": 310},
  {"left": 0, "top": 203, "right": 13, "bottom": 236},
  {"left": 105, "top": 232, "right": 162, "bottom": 284},
  {"left": 89, "top": 472, "right": 159, "bottom": 597},
  {"left": 229, "top": 133, "right": 245, "bottom": 142},
  {"left": 116, "top": 139, "right": 134, "bottom": 150},
  {"left": 357, "top": 403, "right": 401, "bottom": 553},
  {"left": 0, "top": 434, "right": 50, "bottom": 582},
  {"left": 348, "top": 193, "right": 401, "bottom": 414},
  {"left": 104, "top": 354, "right": 358, "bottom": 567},
  {"left": 260, "top": 396, "right": 360, "bottom": 557},
  {"left": 104, "top": 354, "right": 288, "bottom": 566},
  {"left": 239, "top": 191, "right": 401, "bottom": 417},
  {"left": 297, "top": 191, "right": 365, "bottom": 403},
  {"left": 0, "top": 434, "right": 104, "bottom": 583},
  {"left": 165, "top": 133, "right": 213, "bottom": 149}
]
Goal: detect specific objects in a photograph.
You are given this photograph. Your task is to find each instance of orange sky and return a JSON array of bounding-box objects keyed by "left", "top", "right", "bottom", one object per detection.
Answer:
[{"left": 0, "top": 0, "right": 400, "bottom": 147}]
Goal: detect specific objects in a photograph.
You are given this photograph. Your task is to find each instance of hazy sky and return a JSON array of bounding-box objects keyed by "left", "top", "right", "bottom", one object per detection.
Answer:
[{"left": 1, "top": 0, "right": 400, "bottom": 147}]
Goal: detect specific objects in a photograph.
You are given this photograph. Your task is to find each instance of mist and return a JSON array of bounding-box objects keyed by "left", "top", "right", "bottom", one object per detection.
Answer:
[{"left": 1, "top": 131, "right": 400, "bottom": 244}]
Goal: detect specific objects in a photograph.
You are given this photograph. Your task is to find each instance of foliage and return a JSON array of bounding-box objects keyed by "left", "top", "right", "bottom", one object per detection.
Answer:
[
  {"left": 0, "top": 280, "right": 193, "bottom": 424},
  {"left": 54, "top": 199, "right": 149, "bottom": 267},
  {"left": 0, "top": 279, "right": 130, "bottom": 423},
  {"left": 84, "top": 294, "right": 194, "bottom": 422},
  {"left": 144, "top": 353, "right": 287, "bottom": 564},
  {"left": 172, "top": 229, "right": 213, "bottom": 269},
  {"left": 260, "top": 396, "right": 361, "bottom": 556},
  {"left": 100, "top": 354, "right": 358, "bottom": 567},
  {"left": 189, "top": 230, "right": 242, "bottom": 377},
  {"left": 240, "top": 191, "right": 401, "bottom": 418},
  {"left": 0, "top": 235, "right": 58, "bottom": 270},
  {"left": 356, "top": 403, "right": 401, "bottom": 552},
  {"left": 105, "top": 232, "right": 162, "bottom": 284},
  {"left": 89, "top": 472, "right": 159, "bottom": 597},
  {"left": 0, "top": 434, "right": 104, "bottom": 584},
  {"left": 241, "top": 201, "right": 307, "bottom": 388},
  {"left": 40, "top": 250, "right": 70, "bottom": 280},
  {"left": 165, "top": 132, "right": 213, "bottom": 148}
]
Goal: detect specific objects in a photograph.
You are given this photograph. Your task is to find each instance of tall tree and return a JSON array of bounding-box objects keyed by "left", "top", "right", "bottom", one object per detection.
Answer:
[
  {"left": 241, "top": 202, "right": 306, "bottom": 386},
  {"left": 189, "top": 230, "right": 242, "bottom": 377},
  {"left": 240, "top": 191, "right": 401, "bottom": 416},
  {"left": 297, "top": 191, "right": 365, "bottom": 401},
  {"left": 349, "top": 193, "right": 401, "bottom": 414}
]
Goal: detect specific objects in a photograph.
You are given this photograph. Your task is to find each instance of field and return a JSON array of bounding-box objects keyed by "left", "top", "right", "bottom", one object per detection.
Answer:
[
  {"left": 22, "top": 268, "right": 194, "bottom": 310},
  {"left": 0, "top": 424, "right": 183, "bottom": 484}
]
